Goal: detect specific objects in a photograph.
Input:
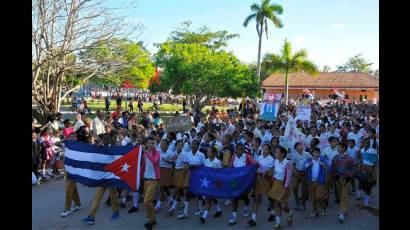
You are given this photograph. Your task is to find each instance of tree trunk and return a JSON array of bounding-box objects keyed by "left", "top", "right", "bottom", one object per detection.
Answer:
[
  {"left": 256, "top": 33, "right": 263, "bottom": 84},
  {"left": 285, "top": 69, "right": 289, "bottom": 105}
]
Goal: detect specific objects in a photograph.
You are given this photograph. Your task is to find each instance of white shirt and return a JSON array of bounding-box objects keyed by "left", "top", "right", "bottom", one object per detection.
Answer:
[
  {"left": 256, "top": 154, "right": 274, "bottom": 173},
  {"left": 347, "top": 131, "right": 363, "bottom": 148},
  {"left": 73, "top": 120, "right": 84, "bottom": 132},
  {"left": 321, "top": 146, "right": 338, "bottom": 166},
  {"left": 204, "top": 158, "right": 222, "bottom": 168},
  {"left": 311, "top": 159, "right": 320, "bottom": 181},
  {"left": 187, "top": 150, "right": 206, "bottom": 166},
  {"left": 273, "top": 159, "right": 290, "bottom": 181},
  {"left": 347, "top": 146, "right": 359, "bottom": 161},
  {"left": 144, "top": 155, "right": 156, "bottom": 179},
  {"left": 92, "top": 117, "right": 105, "bottom": 137},
  {"left": 253, "top": 128, "right": 262, "bottom": 139},
  {"left": 159, "top": 149, "right": 175, "bottom": 168},
  {"left": 262, "top": 132, "right": 273, "bottom": 145},
  {"left": 291, "top": 151, "right": 313, "bottom": 171},
  {"left": 304, "top": 135, "right": 319, "bottom": 147},
  {"left": 174, "top": 151, "right": 188, "bottom": 169},
  {"left": 233, "top": 154, "right": 247, "bottom": 168},
  {"left": 326, "top": 130, "right": 340, "bottom": 139},
  {"left": 120, "top": 136, "right": 132, "bottom": 146}
]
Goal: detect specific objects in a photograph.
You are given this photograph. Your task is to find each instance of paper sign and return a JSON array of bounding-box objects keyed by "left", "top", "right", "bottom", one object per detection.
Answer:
[
  {"left": 296, "top": 105, "right": 312, "bottom": 121},
  {"left": 165, "top": 116, "right": 192, "bottom": 132}
]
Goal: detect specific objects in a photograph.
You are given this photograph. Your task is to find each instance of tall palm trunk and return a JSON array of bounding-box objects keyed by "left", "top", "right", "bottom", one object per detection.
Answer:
[
  {"left": 256, "top": 33, "right": 263, "bottom": 85},
  {"left": 285, "top": 69, "right": 289, "bottom": 105}
]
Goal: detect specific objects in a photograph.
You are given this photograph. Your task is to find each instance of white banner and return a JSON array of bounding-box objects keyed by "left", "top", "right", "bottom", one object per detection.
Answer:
[
  {"left": 284, "top": 116, "right": 307, "bottom": 150},
  {"left": 295, "top": 105, "right": 312, "bottom": 121}
]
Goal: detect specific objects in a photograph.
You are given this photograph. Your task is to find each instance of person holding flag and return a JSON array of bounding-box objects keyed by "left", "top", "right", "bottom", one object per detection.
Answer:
[
  {"left": 199, "top": 146, "right": 223, "bottom": 223},
  {"left": 141, "top": 137, "right": 161, "bottom": 229},
  {"left": 155, "top": 139, "right": 175, "bottom": 213},
  {"left": 178, "top": 140, "right": 206, "bottom": 219},
  {"left": 228, "top": 143, "right": 256, "bottom": 225}
]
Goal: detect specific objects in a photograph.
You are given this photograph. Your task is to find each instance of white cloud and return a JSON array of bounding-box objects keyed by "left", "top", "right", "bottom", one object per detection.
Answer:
[
  {"left": 291, "top": 34, "right": 316, "bottom": 47},
  {"left": 332, "top": 23, "right": 345, "bottom": 29}
]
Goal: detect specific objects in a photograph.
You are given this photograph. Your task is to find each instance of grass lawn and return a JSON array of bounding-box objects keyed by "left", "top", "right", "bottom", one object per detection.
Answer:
[{"left": 61, "top": 99, "right": 236, "bottom": 113}]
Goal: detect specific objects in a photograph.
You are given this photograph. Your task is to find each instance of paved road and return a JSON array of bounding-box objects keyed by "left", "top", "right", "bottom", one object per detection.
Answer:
[{"left": 32, "top": 177, "right": 378, "bottom": 230}]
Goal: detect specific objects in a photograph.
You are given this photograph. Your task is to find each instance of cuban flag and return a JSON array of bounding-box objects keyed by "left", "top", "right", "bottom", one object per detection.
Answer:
[
  {"left": 332, "top": 88, "right": 344, "bottom": 98},
  {"left": 189, "top": 165, "right": 256, "bottom": 199},
  {"left": 64, "top": 141, "right": 142, "bottom": 192}
]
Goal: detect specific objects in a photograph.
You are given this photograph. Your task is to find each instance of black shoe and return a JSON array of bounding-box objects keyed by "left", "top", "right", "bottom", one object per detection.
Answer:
[
  {"left": 268, "top": 214, "right": 275, "bottom": 222},
  {"left": 120, "top": 202, "right": 126, "bottom": 208},
  {"left": 105, "top": 199, "right": 111, "bottom": 206},
  {"left": 335, "top": 199, "right": 340, "bottom": 204},
  {"left": 324, "top": 201, "right": 329, "bottom": 207},
  {"left": 144, "top": 221, "right": 156, "bottom": 230},
  {"left": 213, "top": 211, "right": 222, "bottom": 218},
  {"left": 128, "top": 206, "right": 139, "bottom": 213},
  {"left": 247, "top": 219, "right": 257, "bottom": 227},
  {"left": 200, "top": 216, "right": 206, "bottom": 223}
]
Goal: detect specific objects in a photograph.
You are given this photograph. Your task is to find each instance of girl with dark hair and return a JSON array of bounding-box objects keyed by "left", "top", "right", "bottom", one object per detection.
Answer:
[
  {"left": 356, "top": 138, "right": 378, "bottom": 206},
  {"left": 268, "top": 146, "right": 294, "bottom": 229},
  {"left": 228, "top": 143, "right": 256, "bottom": 225},
  {"left": 248, "top": 144, "right": 275, "bottom": 226},
  {"left": 199, "top": 146, "right": 223, "bottom": 223}
]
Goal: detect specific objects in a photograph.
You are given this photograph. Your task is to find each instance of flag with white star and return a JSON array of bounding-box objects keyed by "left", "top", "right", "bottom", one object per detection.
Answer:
[
  {"left": 189, "top": 165, "right": 256, "bottom": 199},
  {"left": 64, "top": 141, "right": 142, "bottom": 192}
]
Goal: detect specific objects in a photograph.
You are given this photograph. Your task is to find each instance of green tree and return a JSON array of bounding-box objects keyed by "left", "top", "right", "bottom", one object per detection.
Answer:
[
  {"left": 336, "top": 54, "right": 373, "bottom": 73},
  {"left": 262, "top": 39, "right": 318, "bottom": 105},
  {"left": 80, "top": 38, "right": 155, "bottom": 89},
  {"left": 153, "top": 43, "right": 257, "bottom": 111},
  {"left": 243, "top": 0, "right": 284, "bottom": 87}
]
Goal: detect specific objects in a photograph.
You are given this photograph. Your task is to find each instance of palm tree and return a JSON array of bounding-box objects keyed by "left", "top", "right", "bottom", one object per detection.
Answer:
[
  {"left": 243, "top": 0, "right": 284, "bottom": 87},
  {"left": 263, "top": 39, "right": 318, "bottom": 105}
]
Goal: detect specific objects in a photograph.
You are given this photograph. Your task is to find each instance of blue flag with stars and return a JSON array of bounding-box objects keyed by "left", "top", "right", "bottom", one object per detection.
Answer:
[{"left": 189, "top": 165, "right": 257, "bottom": 199}]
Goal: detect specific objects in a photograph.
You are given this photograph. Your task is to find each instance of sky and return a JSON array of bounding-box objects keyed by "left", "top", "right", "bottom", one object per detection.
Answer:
[{"left": 116, "top": 0, "right": 379, "bottom": 70}]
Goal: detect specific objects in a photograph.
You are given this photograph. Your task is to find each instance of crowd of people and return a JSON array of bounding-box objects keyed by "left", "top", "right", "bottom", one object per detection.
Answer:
[{"left": 32, "top": 97, "right": 379, "bottom": 229}]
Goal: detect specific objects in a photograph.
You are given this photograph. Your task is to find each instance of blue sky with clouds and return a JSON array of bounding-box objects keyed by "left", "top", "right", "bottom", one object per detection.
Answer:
[{"left": 120, "top": 0, "right": 378, "bottom": 70}]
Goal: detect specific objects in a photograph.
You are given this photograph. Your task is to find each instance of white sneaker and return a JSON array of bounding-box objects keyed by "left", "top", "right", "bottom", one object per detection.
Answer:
[
  {"left": 228, "top": 218, "right": 237, "bottom": 225},
  {"left": 243, "top": 210, "right": 249, "bottom": 218},
  {"left": 71, "top": 205, "right": 82, "bottom": 212},
  {"left": 224, "top": 200, "right": 231, "bottom": 206},
  {"left": 194, "top": 209, "right": 202, "bottom": 216},
  {"left": 178, "top": 213, "right": 189, "bottom": 219},
  {"left": 61, "top": 210, "right": 73, "bottom": 217},
  {"left": 337, "top": 213, "right": 345, "bottom": 223}
]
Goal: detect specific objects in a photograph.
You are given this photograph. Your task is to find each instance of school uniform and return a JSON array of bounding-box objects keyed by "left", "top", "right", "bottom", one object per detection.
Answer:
[
  {"left": 201, "top": 157, "right": 223, "bottom": 222},
  {"left": 290, "top": 151, "right": 312, "bottom": 207},
  {"left": 268, "top": 158, "right": 293, "bottom": 203},
  {"left": 141, "top": 149, "right": 161, "bottom": 224},
  {"left": 347, "top": 131, "right": 363, "bottom": 148},
  {"left": 357, "top": 147, "right": 378, "bottom": 200},
  {"left": 255, "top": 154, "right": 274, "bottom": 195},
  {"left": 172, "top": 150, "right": 189, "bottom": 188},
  {"left": 321, "top": 146, "right": 339, "bottom": 203},
  {"left": 159, "top": 149, "right": 175, "bottom": 187},
  {"left": 185, "top": 150, "right": 206, "bottom": 187},
  {"left": 305, "top": 157, "right": 328, "bottom": 214},
  {"left": 331, "top": 153, "right": 355, "bottom": 214}
]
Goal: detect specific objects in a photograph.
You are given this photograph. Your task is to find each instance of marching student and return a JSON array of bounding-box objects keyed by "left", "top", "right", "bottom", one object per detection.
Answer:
[
  {"left": 155, "top": 139, "right": 175, "bottom": 213},
  {"left": 128, "top": 132, "right": 145, "bottom": 214},
  {"left": 251, "top": 137, "right": 263, "bottom": 160},
  {"left": 243, "top": 130, "right": 254, "bottom": 155},
  {"left": 331, "top": 143, "right": 355, "bottom": 223},
  {"left": 81, "top": 132, "right": 121, "bottom": 225},
  {"left": 248, "top": 144, "right": 275, "bottom": 227},
  {"left": 200, "top": 146, "right": 223, "bottom": 223},
  {"left": 268, "top": 145, "right": 293, "bottom": 229},
  {"left": 305, "top": 147, "right": 328, "bottom": 218},
  {"left": 321, "top": 136, "right": 340, "bottom": 206},
  {"left": 291, "top": 142, "right": 313, "bottom": 211},
  {"left": 347, "top": 139, "right": 360, "bottom": 194},
  {"left": 356, "top": 138, "right": 378, "bottom": 206},
  {"left": 167, "top": 140, "right": 188, "bottom": 216},
  {"left": 141, "top": 137, "right": 161, "bottom": 229},
  {"left": 178, "top": 140, "right": 206, "bottom": 219},
  {"left": 228, "top": 143, "right": 256, "bottom": 225}
]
